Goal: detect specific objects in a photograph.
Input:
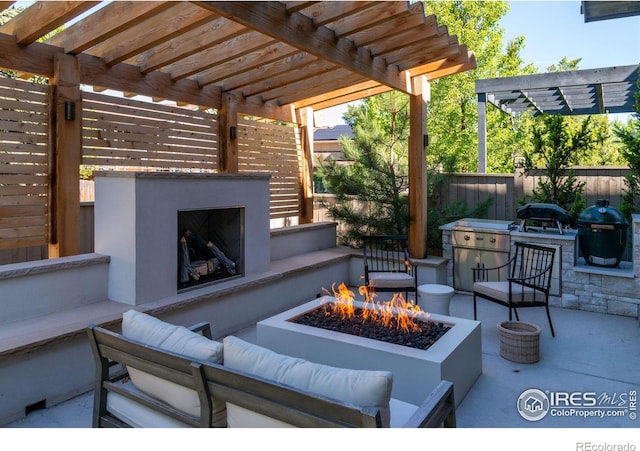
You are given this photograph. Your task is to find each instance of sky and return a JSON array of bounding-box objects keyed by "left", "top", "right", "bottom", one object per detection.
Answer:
[{"left": 316, "top": 0, "right": 640, "bottom": 126}]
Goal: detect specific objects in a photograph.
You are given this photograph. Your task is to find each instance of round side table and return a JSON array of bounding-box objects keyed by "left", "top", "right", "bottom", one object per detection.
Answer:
[{"left": 417, "top": 284, "right": 455, "bottom": 316}]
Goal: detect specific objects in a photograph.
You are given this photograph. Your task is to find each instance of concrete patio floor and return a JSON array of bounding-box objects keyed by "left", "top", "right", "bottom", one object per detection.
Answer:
[{"left": 4, "top": 293, "right": 639, "bottom": 429}]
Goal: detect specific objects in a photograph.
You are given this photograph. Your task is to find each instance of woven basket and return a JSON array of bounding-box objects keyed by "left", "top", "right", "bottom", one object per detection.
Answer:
[{"left": 497, "top": 321, "right": 541, "bottom": 363}]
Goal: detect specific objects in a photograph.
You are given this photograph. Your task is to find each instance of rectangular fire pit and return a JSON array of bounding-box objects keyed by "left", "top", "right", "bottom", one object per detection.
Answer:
[{"left": 257, "top": 296, "right": 482, "bottom": 407}]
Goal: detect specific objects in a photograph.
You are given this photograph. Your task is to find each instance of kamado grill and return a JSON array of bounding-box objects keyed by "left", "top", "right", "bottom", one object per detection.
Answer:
[
  {"left": 577, "top": 200, "right": 629, "bottom": 268},
  {"left": 451, "top": 219, "right": 515, "bottom": 292}
]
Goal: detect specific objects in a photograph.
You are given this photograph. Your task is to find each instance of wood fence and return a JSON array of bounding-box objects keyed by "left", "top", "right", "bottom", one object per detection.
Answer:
[
  {"left": 434, "top": 166, "right": 631, "bottom": 221},
  {"left": 0, "top": 78, "right": 50, "bottom": 251}
]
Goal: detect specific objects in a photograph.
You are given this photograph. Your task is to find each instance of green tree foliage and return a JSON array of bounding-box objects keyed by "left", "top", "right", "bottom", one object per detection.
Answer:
[
  {"left": 317, "top": 93, "right": 411, "bottom": 246},
  {"left": 614, "top": 69, "right": 640, "bottom": 219},
  {"left": 421, "top": 1, "right": 541, "bottom": 173},
  {"left": 522, "top": 114, "right": 597, "bottom": 223}
]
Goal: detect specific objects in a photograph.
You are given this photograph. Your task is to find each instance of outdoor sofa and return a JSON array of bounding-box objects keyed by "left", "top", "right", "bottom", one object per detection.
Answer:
[{"left": 87, "top": 310, "right": 456, "bottom": 428}]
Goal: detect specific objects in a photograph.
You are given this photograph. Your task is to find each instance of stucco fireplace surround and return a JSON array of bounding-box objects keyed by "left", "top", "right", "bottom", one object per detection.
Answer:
[{"left": 94, "top": 172, "right": 271, "bottom": 305}]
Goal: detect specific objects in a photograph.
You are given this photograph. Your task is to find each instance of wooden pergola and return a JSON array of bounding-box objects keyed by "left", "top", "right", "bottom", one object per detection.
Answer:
[
  {"left": 0, "top": 1, "right": 476, "bottom": 259},
  {"left": 476, "top": 64, "right": 639, "bottom": 172}
]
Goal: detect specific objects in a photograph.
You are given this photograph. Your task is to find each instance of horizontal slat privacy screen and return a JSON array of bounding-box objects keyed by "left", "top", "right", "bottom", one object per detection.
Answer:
[
  {"left": 82, "top": 91, "right": 219, "bottom": 172},
  {"left": 0, "top": 82, "right": 306, "bottom": 251},
  {"left": 0, "top": 77, "right": 50, "bottom": 250},
  {"left": 237, "top": 117, "right": 302, "bottom": 220}
]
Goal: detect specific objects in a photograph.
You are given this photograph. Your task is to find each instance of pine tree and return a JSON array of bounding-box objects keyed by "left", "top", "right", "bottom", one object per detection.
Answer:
[
  {"left": 522, "top": 114, "right": 594, "bottom": 224},
  {"left": 317, "top": 93, "right": 410, "bottom": 247}
]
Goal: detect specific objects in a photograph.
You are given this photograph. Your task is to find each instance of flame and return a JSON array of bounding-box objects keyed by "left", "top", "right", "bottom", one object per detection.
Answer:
[{"left": 322, "top": 282, "right": 429, "bottom": 333}]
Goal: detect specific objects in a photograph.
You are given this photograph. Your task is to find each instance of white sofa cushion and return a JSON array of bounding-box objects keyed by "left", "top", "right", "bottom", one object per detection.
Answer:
[
  {"left": 121, "top": 309, "right": 226, "bottom": 427},
  {"left": 222, "top": 335, "right": 393, "bottom": 427}
]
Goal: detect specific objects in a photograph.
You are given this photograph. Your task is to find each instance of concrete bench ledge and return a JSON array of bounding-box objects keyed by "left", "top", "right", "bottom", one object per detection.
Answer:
[
  {"left": 0, "top": 248, "right": 353, "bottom": 359},
  {"left": 0, "top": 253, "right": 110, "bottom": 281},
  {"left": 0, "top": 299, "right": 131, "bottom": 359}
]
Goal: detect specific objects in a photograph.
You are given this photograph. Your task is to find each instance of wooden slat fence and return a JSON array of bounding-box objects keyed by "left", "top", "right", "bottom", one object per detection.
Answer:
[
  {"left": 237, "top": 117, "right": 302, "bottom": 220},
  {"left": 0, "top": 77, "right": 50, "bottom": 250},
  {"left": 435, "top": 167, "right": 632, "bottom": 221},
  {"left": 82, "top": 91, "right": 219, "bottom": 172},
  {"left": 435, "top": 173, "right": 515, "bottom": 221}
]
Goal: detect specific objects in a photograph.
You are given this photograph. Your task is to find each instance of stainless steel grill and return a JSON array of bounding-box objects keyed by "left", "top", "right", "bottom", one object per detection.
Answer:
[{"left": 451, "top": 218, "right": 515, "bottom": 292}]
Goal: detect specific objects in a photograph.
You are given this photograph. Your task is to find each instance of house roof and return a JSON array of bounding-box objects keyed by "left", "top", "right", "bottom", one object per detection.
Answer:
[
  {"left": 0, "top": 1, "right": 476, "bottom": 121},
  {"left": 475, "top": 64, "right": 639, "bottom": 117},
  {"left": 314, "top": 124, "right": 354, "bottom": 141}
]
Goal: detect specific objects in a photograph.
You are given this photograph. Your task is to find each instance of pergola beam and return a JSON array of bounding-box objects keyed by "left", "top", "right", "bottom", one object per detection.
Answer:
[
  {"left": 196, "top": 1, "right": 413, "bottom": 95},
  {"left": 476, "top": 63, "right": 639, "bottom": 172},
  {"left": 520, "top": 90, "right": 543, "bottom": 114},
  {"left": 557, "top": 87, "right": 574, "bottom": 112},
  {"left": 596, "top": 83, "right": 605, "bottom": 114},
  {"left": 45, "top": 1, "right": 173, "bottom": 53},
  {"left": 0, "top": 1, "right": 99, "bottom": 45}
]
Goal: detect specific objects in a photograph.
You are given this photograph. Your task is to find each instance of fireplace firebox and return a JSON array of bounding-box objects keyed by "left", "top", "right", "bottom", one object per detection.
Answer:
[{"left": 178, "top": 207, "right": 244, "bottom": 290}]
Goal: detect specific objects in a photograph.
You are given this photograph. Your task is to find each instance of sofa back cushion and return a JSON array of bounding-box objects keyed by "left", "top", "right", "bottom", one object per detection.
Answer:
[
  {"left": 222, "top": 336, "right": 393, "bottom": 427},
  {"left": 121, "top": 309, "right": 226, "bottom": 427}
]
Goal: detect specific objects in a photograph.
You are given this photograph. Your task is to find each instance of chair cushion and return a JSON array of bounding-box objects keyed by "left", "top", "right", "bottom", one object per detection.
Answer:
[
  {"left": 222, "top": 336, "right": 393, "bottom": 427},
  {"left": 368, "top": 272, "right": 415, "bottom": 289},
  {"left": 121, "top": 309, "right": 226, "bottom": 427},
  {"left": 106, "top": 380, "right": 191, "bottom": 428},
  {"left": 473, "top": 281, "right": 542, "bottom": 303}
]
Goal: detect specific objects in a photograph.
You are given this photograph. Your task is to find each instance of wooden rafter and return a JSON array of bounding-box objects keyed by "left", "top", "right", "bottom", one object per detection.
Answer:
[
  {"left": 0, "top": 1, "right": 477, "bottom": 112},
  {"left": 85, "top": 2, "right": 217, "bottom": 66},
  {"left": 132, "top": 17, "right": 246, "bottom": 74},
  {"left": 557, "top": 87, "right": 574, "bottom": 112},
  {"left": 45, "top": 1, "right": 173, "bottom": 53},
  {"left": 196, "top": 1, "right": 413, "bottom": 95},
  {"left": 197, "top": 42, "right": 302, "bottom": 87},
  {"left": 0, "top": 1, "right": 99, "bottom": 45}
]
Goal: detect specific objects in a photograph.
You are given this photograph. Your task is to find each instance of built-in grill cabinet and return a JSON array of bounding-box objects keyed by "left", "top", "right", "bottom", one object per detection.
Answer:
[{"left": 451, "top": 219, "right": 515, "bottom": 292}]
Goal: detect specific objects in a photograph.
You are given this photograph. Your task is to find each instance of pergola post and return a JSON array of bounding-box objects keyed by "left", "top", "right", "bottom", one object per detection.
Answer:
[
  {"left": 296, "top": 107, "right": 315, "bottom": 224},
  {"left": 408, "top": 76, "right": 430, "bottom": 259},
  {"left": 219, "top": 93, "right": 239, "bottom": 173},
  {"left": 477, "top": 92, "right": 487, "bottom": 173},
  {"left": 49, "top": 53, "right": 81, "bottom": 258}
]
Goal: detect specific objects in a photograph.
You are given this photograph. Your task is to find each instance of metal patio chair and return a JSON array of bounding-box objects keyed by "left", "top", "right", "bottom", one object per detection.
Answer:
[
  {"left": 362, "top": 235, "right": 418, "bottom": 302},
  {"left": 473, "top": 241, "right": 557, "bottom": 337}
]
